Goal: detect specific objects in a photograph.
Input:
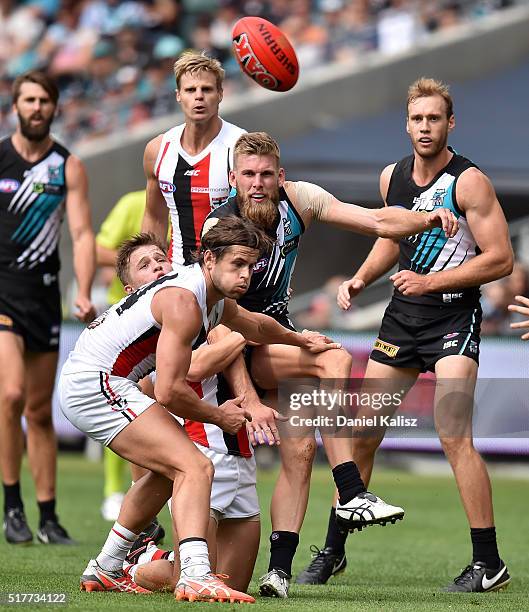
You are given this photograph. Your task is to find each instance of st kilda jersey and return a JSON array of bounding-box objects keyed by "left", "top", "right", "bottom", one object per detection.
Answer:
[
  {"left": 62, "top": 264, "right": 251, "bottom": 457},
  {"left": 154, "top": 119, "right": 246, "bottom": 266},
  {"left": 0, "top": 137, "right": 69, "bottom": 292},
  {"left": 206, "top": 188, "right": 305, "bottom": 319},
  {"left": 387, "top": 147, "right": 481, "bottom": 309}
]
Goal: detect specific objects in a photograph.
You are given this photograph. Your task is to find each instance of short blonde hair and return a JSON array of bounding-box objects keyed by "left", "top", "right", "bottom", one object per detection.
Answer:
[
  {"left": 234, "top": 132, "right": 280, "bottom": 167},
  {"left": 407, "top": 77, "right": 453, "bottom": 118},
  {"left": 173, "top": 51, "right": 225, "bottom": 90}
]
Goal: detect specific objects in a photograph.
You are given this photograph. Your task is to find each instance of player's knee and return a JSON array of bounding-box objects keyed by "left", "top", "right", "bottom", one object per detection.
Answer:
[
  {"left": 319, "top": 347, "right": 352, "bottom": 378},
  {"left": 439, "top": 435, "right": 473, "bottom": 459},
  {"left": 24, "top": 404, "right": 53, "bottom": 429},
  {"left": 0, "top": 384, "right": 25, "bottom": 412},
  {"left": 352, "top": 434, "right": 382, "bottom": 456},
  {"left": 281, "top": 438, "right": 316, "bottom": 474}
]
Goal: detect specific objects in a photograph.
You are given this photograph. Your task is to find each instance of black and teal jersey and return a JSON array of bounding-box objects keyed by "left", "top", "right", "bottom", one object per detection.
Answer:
[
  {"left": 205, "top": 187, "right": 305, "bottom": 318},
  {"left": 0, "top": 137, "right": 69, "bottom": 293},
  {"left": 387, "top": 147, "right": 481, "bottom": 309}
]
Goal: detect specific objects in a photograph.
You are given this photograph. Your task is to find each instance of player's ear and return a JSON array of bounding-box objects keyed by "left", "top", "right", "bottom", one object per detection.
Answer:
[
  {"left": 124, "top": 284, "right": 134, "bottom": 294},
  {"left": 405, "top": 117, "right": 410, "bottom": 134},
  {"left": 229, "top": 169, "right": 236, "bottom": 188},
  {"left": 175, "top": 87, "right": 181, "bottom": 103},
  {"left": 278, "top": 167, "right": 285, "bottom": 187},
  {"left": 448, "top": 114, "right": 455, "bottom": 132},
  {"left": 203, "top": 249, "right": 216, "bottom": 269}
]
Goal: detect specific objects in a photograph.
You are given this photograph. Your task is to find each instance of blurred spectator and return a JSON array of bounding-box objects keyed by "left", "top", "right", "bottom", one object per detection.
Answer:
[{"left": 0, "top": 0, "right": 516, "bottom": 146}]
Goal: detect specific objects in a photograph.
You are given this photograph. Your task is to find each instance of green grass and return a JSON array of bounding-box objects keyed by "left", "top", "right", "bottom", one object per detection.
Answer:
[{"left": 2, "top": 455, "right": 528, "bottom": 611}]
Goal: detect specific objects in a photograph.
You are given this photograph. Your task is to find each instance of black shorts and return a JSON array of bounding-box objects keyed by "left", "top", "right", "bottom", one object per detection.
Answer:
[
  {"left": 0, "top": 290, "right": 61, "bottom": 352},
  {"left": 370, "top": 301, "right": 481, "bottom": 373}
]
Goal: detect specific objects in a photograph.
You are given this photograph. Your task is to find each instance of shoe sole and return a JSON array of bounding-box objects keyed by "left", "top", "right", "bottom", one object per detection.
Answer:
[
  {"left": 337, "top": 512, "right": 404, "bottom": 533},
  {"left": 80, "top": 579, "right": 105, "bottom": 592},
  {"left": 175, "top": 590, "right": 254, "bottom": 603},
  {"left": 259, "top": 584, "right": 287, "bottom": 598}
]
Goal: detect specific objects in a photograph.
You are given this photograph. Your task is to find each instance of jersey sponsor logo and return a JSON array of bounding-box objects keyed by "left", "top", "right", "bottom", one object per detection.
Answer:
[
  {"left": 280, "top": 237, "right": 298, "bottom": 257},
  {"left": 432, "top": 189, "right": 447, "bottom": 207},
  {"left": 184, "top": 169, "right": 200, "bottom": 176},
  {"left": 32, "top": 182, "right": 64, "bottom": 195},
  {"left": 0, "top": 178, "right": 20, "bottom": 193},
  {"left": 159, "top": 180, "right": 176, "bottom": 193},
  {"left": 0, "top": 314, "right": 14, "bottom": 327},
  {"left": 443, "top": 339, "right": 459, "bottom": 350},
  {"left": 283, "top": 218, "right": 292, "bottom": 236},
  {"left": 443, "top": 332, "right": 459, "bottom": 339},
  {"left": 442, "top": 293, "right": 463, "bottom": 303},
  {"left": 253, "top": 257, "right": 268, "bottom": 273},
  {"left": 373, "top": 338, "right": 400, "bottom": 358},
  {"left": 469, "top": 340, "right": 478, "bottom": 354}
]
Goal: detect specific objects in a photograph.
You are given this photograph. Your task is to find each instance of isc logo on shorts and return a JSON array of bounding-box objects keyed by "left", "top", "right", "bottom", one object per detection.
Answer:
[{"left": 373, "top": 338, "right": 400, "bottom": 358}]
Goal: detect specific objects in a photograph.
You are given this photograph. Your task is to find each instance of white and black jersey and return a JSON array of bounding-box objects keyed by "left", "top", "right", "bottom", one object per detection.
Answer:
[
  {"left": 387, "top": 147, "right": 481, "bottom": 311},
  {"left": 0, "top": 137, "right": 69, "bottom": 294}
]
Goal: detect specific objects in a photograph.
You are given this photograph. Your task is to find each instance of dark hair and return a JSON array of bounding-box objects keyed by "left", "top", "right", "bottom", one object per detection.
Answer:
[
  {"left": 195, "top": 215, "right": 273, "bottom": 264},
  {"left": 12, "top": 71, "right": 59, "bottom": 106},
  {"left": 116, "top": 232, "right": 168, "bottom": 286}
]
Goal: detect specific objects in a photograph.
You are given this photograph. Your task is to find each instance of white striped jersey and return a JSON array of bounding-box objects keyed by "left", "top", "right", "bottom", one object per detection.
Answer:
[
  {"left": 154, "top": 119, "right": 246, "bottom": 266},
  {"left": 387, "top": 147, "right": 481, "bottom": 309},
  {"left": 62, "top": 264, "right": 223, "bottom": 381},
  {"left": 0, "top": 137, "right": 69, "bottom": 291}
]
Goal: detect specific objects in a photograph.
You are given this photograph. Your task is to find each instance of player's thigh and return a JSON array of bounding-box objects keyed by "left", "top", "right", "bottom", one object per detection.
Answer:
[
  {"left": 110, "top": 404, "right": 212, "bottom": 481},
  {"left": 250, "top": 344, "right": 345, "bottom": 389},
  {"left": 216, "top": 518, "right": 260, "bottom": 591},
  {"left": 0, "top": 331, "right": 25, "bottom": 404},
  {"left": 434, "top": 355, "right": 478, "bottom": 439}
]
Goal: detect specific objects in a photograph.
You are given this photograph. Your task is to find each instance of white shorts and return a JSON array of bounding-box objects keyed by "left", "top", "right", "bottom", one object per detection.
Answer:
[
  {"left": 58, "top": 371, "right": 156, "bottom": 446},
  {"left": 196, "top": 444, "right": 259, "bottom": 521}
]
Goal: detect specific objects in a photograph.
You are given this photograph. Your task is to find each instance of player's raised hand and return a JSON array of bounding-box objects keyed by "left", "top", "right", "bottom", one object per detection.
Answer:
[
  {"left": 301, "top": 329, "right": 342, "bottom": 353},
  {"left": 245, "top": 401, "right": 288, "bottom": 446},
  {"left": 217, "top": 395, "right": 252, "bottom": 434},
  {"left": 425, "top": 208, "right": 459, "bottom": 238},
  {"left": 337, "top": 277, "right": 366, "bottom": 311},
  {"left": 508, "top": 295, "right": 529, "bottom": 340}
]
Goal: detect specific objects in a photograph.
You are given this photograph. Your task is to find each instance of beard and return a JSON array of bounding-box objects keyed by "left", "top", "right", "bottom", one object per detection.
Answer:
[
  {"left": 18, "top": 112, "right": 53, "bottom": 142},
  {"left": 238, "top": 189, "right": 279, "bottom": 230},
  {"left": 414, "top": 131, "right": 448, "bottom": 159}
]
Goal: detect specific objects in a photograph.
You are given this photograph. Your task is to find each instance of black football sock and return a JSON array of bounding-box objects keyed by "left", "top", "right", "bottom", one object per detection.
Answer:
[
  {"left": 268, "top": 531, "right": 299, "bottom": 577},
  {"left": 38, "top": 499, "right": 58, "bottom": 528},
  {"left": 471, "top": 527, "right": 501, "bottom": 569},
  {"left": 324, "top": 507, "right": 348, "bottom": 555},
  {"left": 332, "top": 461, "right": 366, "bottom": 505},
  {"left": 3, "top": 481, "right": 23, "bottom": 513}
]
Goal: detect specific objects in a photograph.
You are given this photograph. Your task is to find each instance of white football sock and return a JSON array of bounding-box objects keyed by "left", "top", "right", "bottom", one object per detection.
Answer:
[
  {"left": 96, "top": 522, "right": 138, "bottom": 573},
  {"left": 179, "top": 538, "right": 210, "bottom": 578}
]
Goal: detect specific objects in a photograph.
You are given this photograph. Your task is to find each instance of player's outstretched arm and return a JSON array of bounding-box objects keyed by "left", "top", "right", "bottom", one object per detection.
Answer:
[
  {"left": 65, "top": 155, "right": 96, "bottom": 323},
  {"left": 152, "top": 288, "right": 251, "bottom": 434},
  {"left": 508, "top": 295, "right": 529, "bottom": 340},
  {"left": 221, "top": 299, "right": 341, "bottom": 353},
  {"left": 142, "top": 135, "right": 169, "bottom": 242}
]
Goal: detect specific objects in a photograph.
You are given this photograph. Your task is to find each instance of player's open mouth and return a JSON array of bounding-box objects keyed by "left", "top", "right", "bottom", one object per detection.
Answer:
[
  {"left": 419, "top": 138, "right": 432, "bottom": 143},
  {"left": 251, "top": 193, "right": 265, "bottom": 201}
]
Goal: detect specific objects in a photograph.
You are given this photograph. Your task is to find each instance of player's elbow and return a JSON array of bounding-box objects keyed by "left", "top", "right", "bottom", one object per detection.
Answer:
[
  {"left": 498, "top": 249, "right": 514, "bottom": 278},
  {"left": 187, "top": 359, "right": 205, "bottom": 382}
]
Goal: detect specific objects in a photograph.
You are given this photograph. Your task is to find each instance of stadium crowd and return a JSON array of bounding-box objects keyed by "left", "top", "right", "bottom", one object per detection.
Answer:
[{"left": 0, "top": 0, "right": 517, "bottom": 146}]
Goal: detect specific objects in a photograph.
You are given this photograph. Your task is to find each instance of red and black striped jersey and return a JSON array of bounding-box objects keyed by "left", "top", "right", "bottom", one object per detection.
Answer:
[{"left": 154, "top": 119, "right": 246, "bottom": 266}]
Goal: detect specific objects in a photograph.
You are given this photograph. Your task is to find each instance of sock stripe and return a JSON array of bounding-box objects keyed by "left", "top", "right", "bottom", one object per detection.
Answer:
[{"left": 112, "top": 528, "right": 134, "bottom": 542}]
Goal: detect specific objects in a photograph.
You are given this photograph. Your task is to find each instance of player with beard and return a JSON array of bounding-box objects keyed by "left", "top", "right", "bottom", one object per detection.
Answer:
[
  {"left": 0, "top": 71, "right": 96, "bottom": 545},
  {"left": 203, "top": 131, "right": 460, "bottom": 598},
  {"left": 300, "top": 78, "right": 513, "bottom": 593}
]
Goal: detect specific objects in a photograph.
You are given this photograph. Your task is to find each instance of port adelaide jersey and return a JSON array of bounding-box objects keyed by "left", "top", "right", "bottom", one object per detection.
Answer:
[
  {"left": 387, "top": 147, "right": 481, "bottom": 309},
  {"left": 206, "top": 187, "right": 305, "bottom": 319},
  {"left": 155, "top": 119, "right": 246, "bottom": 266},
  {"left": 0, "top": 137, "right": 69, "bottom": 290}
]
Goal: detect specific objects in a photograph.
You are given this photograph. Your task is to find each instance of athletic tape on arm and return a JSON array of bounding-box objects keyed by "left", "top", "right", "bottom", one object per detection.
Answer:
[{"left": 293, "top": 181, "right": 334, "bottom": 221}]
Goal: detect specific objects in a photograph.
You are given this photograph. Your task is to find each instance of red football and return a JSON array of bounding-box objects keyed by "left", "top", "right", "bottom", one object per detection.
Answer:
[{"left": 231, "top": 16, "right": 299, "bottom": 92}]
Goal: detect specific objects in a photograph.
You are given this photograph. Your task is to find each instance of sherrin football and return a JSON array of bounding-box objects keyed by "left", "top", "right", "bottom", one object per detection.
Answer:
[{"left": 231, "top": 16, "right": 299, "bottom": 92}]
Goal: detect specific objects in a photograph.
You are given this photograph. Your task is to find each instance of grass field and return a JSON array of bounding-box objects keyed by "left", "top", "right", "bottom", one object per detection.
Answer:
[{"left": 2, "top": 454, "right": 528, "bottom": 611}]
